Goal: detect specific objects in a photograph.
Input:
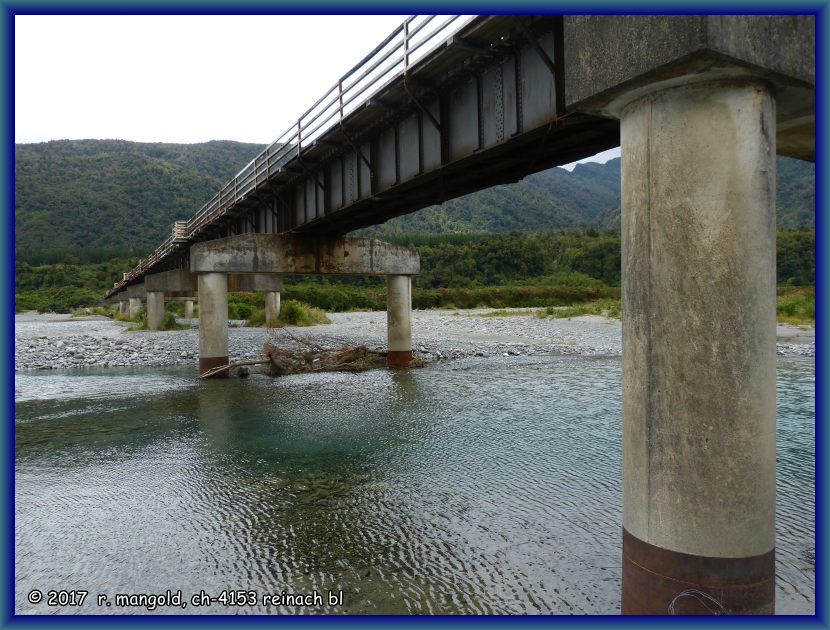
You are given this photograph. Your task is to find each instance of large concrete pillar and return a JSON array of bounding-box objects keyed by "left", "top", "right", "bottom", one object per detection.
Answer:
[
  {"left": 119, "top": 300, "right": 128, "bottom": 317},
  {"left": 197, "top": 273, "right": 229, "bottom": 377},
  {"left": 184, "top": 300, "right": 194, "bottom": 320},
  {"left": 146, "top": 291, "right": 165, "bottom": 331},
  {"left": 386, "top": 275, "right": 413, "bottom": 366},
  {"left": 128, "top": 298, "right": 143, "bottom": 319},
  {"left": 620, "top": 80, "right": 776, "bottom": 614},
  {"left": 265, "top": 291, "right": 281, "bottom": 327}
]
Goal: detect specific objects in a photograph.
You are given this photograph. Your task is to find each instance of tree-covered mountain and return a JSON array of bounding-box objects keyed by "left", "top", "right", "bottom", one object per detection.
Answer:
[
  {"left": 365, "top": 156, "right": 814, "bottom": 236},
  {"left": 14, "top": 139, "right": 814, "bottom": 259},
  {"left": 15, "top": 139, "right": 265, "bottom": 256}
]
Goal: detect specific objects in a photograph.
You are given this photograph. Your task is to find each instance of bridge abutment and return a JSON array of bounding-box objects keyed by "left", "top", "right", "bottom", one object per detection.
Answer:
[
  {"left": 197, "top": 272, "right": 229, "bottom": 378},
  {"left": 387, "top": 275, "right": 413, "bottom": 366},
  {"left": 618, "top": 79, "right": 776, "bottom": 614}
]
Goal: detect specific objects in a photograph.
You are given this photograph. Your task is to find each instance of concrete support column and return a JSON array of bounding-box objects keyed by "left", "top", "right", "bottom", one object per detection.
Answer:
[
  {"left": 119, "top": 300, "right": 128, "bottom": 317},
  {"left": 146, "top": 291, "right": 165, "bottom": 331},
  {"left": 265, "top": 291, "right": 281, "bottom": 327},
  {"left": 386, "top": 275, "right": 413, "bottom": 366},
  {"left": 197, "top": 273, "right": 229, "bottom": 377},
  {"left": 128, "top": 298, "right": 143, "bottom": 319},
  {"left": 184, "top": 300, "right": 194, "bottom": 320},
  {"left": 620, "top": 80, "right": 776, "bottom": 614}
]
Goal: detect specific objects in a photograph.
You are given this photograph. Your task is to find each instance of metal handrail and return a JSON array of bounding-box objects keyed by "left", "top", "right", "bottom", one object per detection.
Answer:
[{"left": 108, "top": 14, "right": 477, "bottom": 297}]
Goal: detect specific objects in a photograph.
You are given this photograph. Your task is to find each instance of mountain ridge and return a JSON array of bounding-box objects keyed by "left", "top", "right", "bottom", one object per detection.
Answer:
[{"left": 14, "top": 139, "right": 814, "bottom": 257}]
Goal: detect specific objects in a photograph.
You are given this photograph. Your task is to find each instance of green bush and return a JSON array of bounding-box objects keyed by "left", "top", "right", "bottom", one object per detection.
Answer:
[
  {"left": 277, "top": 300, "right": 331, "bottom": 327},
  {"left": 245, "top": 308, "right": 266, "bottom": 327},
  {"left": 537, "top": 299, "right": 622, "bottom": 320},
  {"left": 776, "top": 288, "right": 814, "bottom": 324},
  {"left": 159, "top": 312, "right": 186, "bottom": 330},
  {"left": 228, "top": 302, "right": 253, "bottom": 320}
]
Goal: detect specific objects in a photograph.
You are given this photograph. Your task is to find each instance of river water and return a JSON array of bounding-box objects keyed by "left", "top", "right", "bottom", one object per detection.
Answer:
[{"left": 14, "top": 355, "right": 815, "bottom": 615}]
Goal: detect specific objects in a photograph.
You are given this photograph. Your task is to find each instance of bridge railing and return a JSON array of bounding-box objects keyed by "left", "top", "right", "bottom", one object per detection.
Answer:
[
  {"left": 186, "top": 14, "right": 475, "bottom": 238},
  {"left": 112, "top": 14, "right": 476, "bottom": 296}
]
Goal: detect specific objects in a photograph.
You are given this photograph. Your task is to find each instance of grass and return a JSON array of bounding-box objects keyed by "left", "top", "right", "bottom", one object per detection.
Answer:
[
  {"left": 776, "top": 286, "right": 814, "bottom": 325},
  {"left": 125, "top": 311, "right": 187, "bottom": 331},
  {"left": 536, "top": 299, "right": 622, "bottom": 320},
  {"left": 529, "top": 290, "right": 815, "bottom": 325},
  {"left": 467, "top": 309, "right": 537, "bottom": 318},
  {"left": 71, "top": 305, "right": 115, "bottom": 318},
  {"left": 244, "top": 308, "right": 267, "bottom": 328},
  {"left": 245, "top": 300, "right": 330, "bottom": 328}
]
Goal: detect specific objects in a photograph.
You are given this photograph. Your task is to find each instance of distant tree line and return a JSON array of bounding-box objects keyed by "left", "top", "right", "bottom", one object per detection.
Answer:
[{"left": 14, "top": 228, "right": 814, "bottom": 313}]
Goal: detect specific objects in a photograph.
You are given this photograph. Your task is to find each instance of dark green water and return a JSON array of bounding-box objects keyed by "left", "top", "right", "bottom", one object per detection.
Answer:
[{"left": 14, "top": 356, "right": 814, "bottom": 614}]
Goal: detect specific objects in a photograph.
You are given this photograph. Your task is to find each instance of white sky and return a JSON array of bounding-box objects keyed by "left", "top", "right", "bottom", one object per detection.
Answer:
[{"left": 15, "top": 14, "right": 620, "bottom": 166}]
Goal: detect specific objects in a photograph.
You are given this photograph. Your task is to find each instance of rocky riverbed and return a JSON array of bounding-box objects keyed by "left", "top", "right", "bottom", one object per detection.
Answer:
[{"left": 14, "top": 309, "right": 814, "bottom": 371}]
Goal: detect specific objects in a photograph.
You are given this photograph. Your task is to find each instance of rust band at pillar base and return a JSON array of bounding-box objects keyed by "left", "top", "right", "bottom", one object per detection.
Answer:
[
  {"left": 199, "top": 356, "right": 230, "bottom": 378},
  {"left": 387, "top": 350, "right": 413, "bottom": 367},
  {"left": 621, "top": 529, "right": 774, "bottom": 615}
]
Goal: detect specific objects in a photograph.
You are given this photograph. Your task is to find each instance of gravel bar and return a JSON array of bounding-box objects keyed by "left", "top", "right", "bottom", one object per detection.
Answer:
[{"left": 14, "top": 309, "right": 814, "bottom": 371}]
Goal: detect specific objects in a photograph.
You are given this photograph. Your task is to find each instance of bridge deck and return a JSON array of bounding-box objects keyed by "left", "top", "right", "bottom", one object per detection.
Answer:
[{"left": 106, "top": 15, "right": 618, "bottom": 297}]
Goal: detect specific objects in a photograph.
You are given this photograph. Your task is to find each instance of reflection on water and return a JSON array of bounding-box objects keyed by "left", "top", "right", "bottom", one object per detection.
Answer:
[{"left": 14, "top": 357, "right": 814, "bottom": 614}]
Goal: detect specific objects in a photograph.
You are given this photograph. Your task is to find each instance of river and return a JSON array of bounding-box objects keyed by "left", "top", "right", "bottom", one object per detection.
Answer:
[{"left": 14, "top": 351, "right": 814, "bottom": 615}]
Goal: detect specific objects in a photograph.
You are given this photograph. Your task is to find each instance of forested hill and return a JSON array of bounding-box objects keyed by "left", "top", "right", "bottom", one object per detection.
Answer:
[
  {"left": 14, "top": 139, "right": 814, "bottom": 259},
  {"left": 15, "top": 139, "right": 266, "bottom": 256},
  {"left": 365, "top": 155, "right": 815, "bottom": 236}
]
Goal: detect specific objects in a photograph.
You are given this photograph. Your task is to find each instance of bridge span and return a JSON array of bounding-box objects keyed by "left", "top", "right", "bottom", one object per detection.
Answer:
[{"left": 104, "top": 15, "right": 814, "bottom": 616}]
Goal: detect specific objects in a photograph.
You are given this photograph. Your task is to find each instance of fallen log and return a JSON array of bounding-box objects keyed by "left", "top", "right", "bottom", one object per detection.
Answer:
[{"left": 199, "top": 359, "right": 270, "bottom": 379}]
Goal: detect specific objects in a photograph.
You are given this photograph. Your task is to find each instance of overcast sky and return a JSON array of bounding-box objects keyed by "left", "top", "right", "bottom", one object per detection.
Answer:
[{"left": 15, "top": 14, "right": 619, "bottom": 165}]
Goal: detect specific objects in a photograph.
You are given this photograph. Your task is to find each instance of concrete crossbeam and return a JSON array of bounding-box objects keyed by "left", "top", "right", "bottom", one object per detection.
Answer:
[
  {"left": 126, "top": 283, "right": 146, "bottom": 299},
  {"left": 191, "top": 234, "right": 419, "bottom": 276},
  {"left": 227, "top": 274, "right": 284, "bottom": 292},
  {"left": 563, "top": 15, "right": 814, "bottom": 160},
  {"left": 145, "top": 269, "right": 198, "bottom": 294}
]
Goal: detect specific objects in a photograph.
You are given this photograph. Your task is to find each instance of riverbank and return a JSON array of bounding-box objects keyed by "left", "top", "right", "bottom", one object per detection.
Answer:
[{"left": 14, "top": 309, "right": 814, "bottom": 372}]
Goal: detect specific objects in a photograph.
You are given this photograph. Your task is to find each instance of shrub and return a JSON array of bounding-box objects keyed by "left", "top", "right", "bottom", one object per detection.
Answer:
[
  {"left": 277, "top": 300, "right": 331, "bottom": 327},
  {"left": 245, "top": 308, "right": 266, "bottom": 327},
  {"left": 159, "top": 312, "right": 187, "bottom": 331}
]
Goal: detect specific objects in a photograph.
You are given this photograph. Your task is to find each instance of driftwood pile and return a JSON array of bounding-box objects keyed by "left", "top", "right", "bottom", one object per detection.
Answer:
[
  {"left": 199, "top": 329, "right": 421, "bottom": 379},
  {"left": 260, "top": 337, "right": 387, "bottom": 376}
]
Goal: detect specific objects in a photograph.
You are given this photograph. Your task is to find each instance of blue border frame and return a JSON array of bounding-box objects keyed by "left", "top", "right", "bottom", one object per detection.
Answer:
[
  {"left": 4, "top": 1, "right": 826, "bottom": 627},
  {"left": 814, "top": 1, "right": 827, "bottom": 628}
]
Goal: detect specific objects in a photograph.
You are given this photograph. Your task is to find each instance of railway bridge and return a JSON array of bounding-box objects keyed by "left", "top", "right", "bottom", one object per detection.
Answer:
[{"left": 104, "top": 15, "right": 815, "bottom": 616}]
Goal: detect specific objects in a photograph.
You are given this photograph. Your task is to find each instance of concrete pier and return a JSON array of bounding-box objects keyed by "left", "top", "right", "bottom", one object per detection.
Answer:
[
  {"left": 386, "top": 275, "right": 413, "bottom": 366},
  {"left": 184, "top": 300, "right": 194, "bottom": 320},
  {"left": 119, "top": 300, "right": 128, "bottom": 317},
  {"left": 128, "top": 297, "right": 143, "bottom": 319},
  {"left": 619, "top": 79, "right": 776, "bottom": 614},
  {"left": 146, "top": 291, "right": 165, "bottom": 331},
  {"left": 265, "top": 291, "right": 281, "bottom": 327},
  {"left": 197, "top": 273, "right": 229, "bottom": 377}
]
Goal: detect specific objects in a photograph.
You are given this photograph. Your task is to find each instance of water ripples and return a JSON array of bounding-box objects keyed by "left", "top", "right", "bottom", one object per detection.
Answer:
[{"left": 14, "top": 356, "right": 813, "bottom": 614}]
